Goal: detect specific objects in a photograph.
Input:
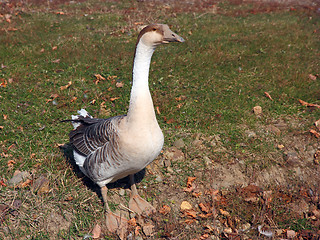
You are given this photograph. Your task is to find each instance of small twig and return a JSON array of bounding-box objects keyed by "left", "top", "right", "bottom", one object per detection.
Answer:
[{"left": 119, "top": 203, "right": 135, "bottom": 213}]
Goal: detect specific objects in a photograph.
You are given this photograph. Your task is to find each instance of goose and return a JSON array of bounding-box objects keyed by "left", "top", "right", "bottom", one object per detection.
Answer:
[{"left": 65, "top": 24, "right": 184, "bottom": 232}]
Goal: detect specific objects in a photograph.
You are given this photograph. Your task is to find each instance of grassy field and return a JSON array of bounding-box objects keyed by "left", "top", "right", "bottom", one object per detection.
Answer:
[{"left": 1, "top": 0, "right": 320, "bottom": 239}]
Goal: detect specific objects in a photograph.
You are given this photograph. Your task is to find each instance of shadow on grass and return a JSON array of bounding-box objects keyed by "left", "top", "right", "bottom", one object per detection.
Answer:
[{"left": 59, "top": 143, "right": 146, "bottom": 203}]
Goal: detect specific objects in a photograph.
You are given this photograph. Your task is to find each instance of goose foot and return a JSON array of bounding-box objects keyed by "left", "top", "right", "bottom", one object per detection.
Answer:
[
  {"left": 129, "top": 174, "right": 156, "bottom": 216},
  {"left": 106, "top": 211, "right": 128, "bottom": 239},
  {"left": 129, "top": 194, "right": 156, "bottom": 216},
  {"left": 101, "top": 186, "right": 128, "bottom": 239}
]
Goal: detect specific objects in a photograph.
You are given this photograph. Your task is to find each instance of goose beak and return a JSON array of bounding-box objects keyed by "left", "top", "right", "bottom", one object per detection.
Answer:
[{"left": 162, "top": 30, "right": 185, "bottom": 43}]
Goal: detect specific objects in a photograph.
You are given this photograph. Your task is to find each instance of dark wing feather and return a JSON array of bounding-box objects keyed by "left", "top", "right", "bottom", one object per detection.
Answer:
[{"left": 69, "top": 115, "right": 125, "bottom": 157}]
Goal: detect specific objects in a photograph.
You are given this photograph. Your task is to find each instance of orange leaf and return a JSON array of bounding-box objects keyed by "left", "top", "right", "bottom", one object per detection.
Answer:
[
  {"left": 183, "top": 209, "right": 198, "bottom": 218},
  {"left": 264, "top": 91, "right": 273, "bottom": 101},
  {"left": 0, "top": 179, "right": 7, "bottom": 187},
  {"left": 0, "top": 79, "right": 7, "bottom": 87},
  {"left": 7, "top": 160, "right": 16, "bottom": 167},
  {"left": 159, "top": 205, "right": 171, "bottom": 215},
  {"left": 70, "top": 96, "right": 77, "bottom": 103},
  {"left": 199, "top": 203, "right": 210, "bottom": 213},
  {"left": 110, "top": 97, "right": 119, "bottom": 101},
  {"left": 166, "top": 118, "right": 175, "bottom": 124},
  {"left": 18, "top": 178, "right": 32, "bottom": 188},
  {"left": 156, "top": 106, "right": 161, "bottom": 115},
  {"left": 116, "top": 82, "right": 124, "bottom": 88},
  {"left": 60, "top": 81, "right": 72, "bottom": 90},
  {"left": 128, "top": 217, "right": 137, "bottom": 226},
  {"left": 310, "top": 129, "right": 320, "bottom": 138},
  {"left": 299, "top": 99, "right": 320, "bottom": 109}
]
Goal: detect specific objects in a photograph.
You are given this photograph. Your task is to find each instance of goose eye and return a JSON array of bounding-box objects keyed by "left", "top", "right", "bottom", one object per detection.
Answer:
[{"left": 152, "top": 28, "right": 157, "bottom": 31}]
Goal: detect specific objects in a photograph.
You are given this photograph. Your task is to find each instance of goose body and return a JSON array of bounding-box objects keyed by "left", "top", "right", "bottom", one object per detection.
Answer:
[{"left": 66, "top": 23, "right": 184, "bottom": 233}]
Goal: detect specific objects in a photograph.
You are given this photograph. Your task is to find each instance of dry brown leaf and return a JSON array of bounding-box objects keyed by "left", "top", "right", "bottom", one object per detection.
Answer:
[
  {"left": 159, "top": 205, "right": 171, "bottom": 215},
  {"left": 192, "top": 191, "right": 202, "bottom": 197},
  {"left": 51, "top": 59, "right": 60, "bottom": 63},
  {"left": 18, "top": 178, "right": 32, "bottom": 188},
  {"left": 92, "top": 223, "right": 101, "bottom": 239},
  {"left": 70, "top": 97, "right": 77, "bottom": 103},
  {"left": 309, "top": 74, "right": 317, "bottom": 81},
  {"left": 60, "top": 81, "right": 72, "bottom": 90},
  {"left": 184, "top": 219, "right": 195, "bottom": 224},
  {"left": 264, "top": 91, "right": 273, "bottom": 101},
  {"left": 166, "top": 118, "right": 175, "bottom": 124},
  {"left": 94, "top": 74, "right": 106, "bottom": 84},
  {"left": 183, "top": 209, "right": 198, "bottom": 218},
  {"left": 219, "top": 209, "right": 230, "bottom": 216},
  {"left": 107, "top": 75, "right": 117, "bottom": 80},
  {"left": 180, "top": 201, "right": 193, "bottom": 211},
  {"left": 299, "top": 99, "right": 320, "bottom": 109},
  {"left": 7, "top": 160, "right": 16, "bottom": 167},
  {"left": 199, "top": 203, "right": 210, "bottom": 213},
  {"left": 116, "top": 82, "right": 124, "bottom": 88},
  {"left": 128, "top": 217, "right": 137, "bottom": 226},
  {"left": 310, "top": 129, "right": 320, "bottom": 138},
  {"left": 156, "top": 106, "right": 161, "bottom": 114},
  {"left": 184, "top": 176, "right": 196, "bottom": 192},
  {"left": 110, "top": 97, "right": 119, "bottom": 101},
  {"left": 0, "top": 79, "right": 7, "bottom": 87},
  {"left": 0, "top": 179, "right": 7, "bottom": 187}
]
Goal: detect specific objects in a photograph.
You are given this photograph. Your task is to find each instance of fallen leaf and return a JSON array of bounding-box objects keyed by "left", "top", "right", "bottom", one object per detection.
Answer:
[
  {"left": 192, "top": 191, "right": 202, "bottom": 197},
  {"left": 180, "top": 201, "right": 193, "bottom": 211},
  {"left": 184, "top": 176, "right": 196, "bottom": 192},
  {"left": 7, "top": 160, "right": 16, "bottom": 167},
  {"left": 0, "top": 179, "right": 7, "bottom": 187},
  {"left": 0, "top": 78, "right": 7, "bottom": 87},
  {"left": 65, "top": 196, "right": 73, "bottom": 201},
  {"left": 159, "top": 205, "right": 171, "bottom": 215},
  {"left": 116, "top": 82, "right": 124, "bottom": 88},
  {"left": 264, "top": 91, "right": 273, "bottom": 101},
  {"left": 175, "top": 95, "right": 187, "bottom": 101},
  {"left": 70, "top": 96, "right": 77, "bottom": 103},
  {"left": 299, "top": 99, "right": 320, "bottom": 109},
  {"left": 56, "top": 11, "right": 65, "bottom": 15},
  {"left": 156, "top": 106, "right": 161, "bottom": 114},
  {"left": 94, "top": 74, "right": 106, "bottom": 84},
  {"left": 199, "top": 202, "right": 210, "bottom": 213},
  {"left": 177, "top": 103, "right": 183, "bottom": 109},
  {"left": 0, "top": 126, "right": 4, "bottom": 129},
  {"left": 310, "top": 129, "right": 320, "bottom": 138},
  {"left": 110, "top": 97, "right": 119, "bottom": 101},
  {"left": 183, "top": 209, "right": 198, "bottom": 218},
  {"left": 219, "top": 209, "right": 230, "bottom": 216},
  {"left": 40, "top": 48, "right": 45, "bottom": 53},
  {"left": 92, "top": 223, "right": 101, "bottom": 239},
  {"left": 18, "top": 178, "right": 33, "bottom": 188},
  {"left": 166, "top": 118, "right": 175, "bottom": 124},
  {"left": 128, "top": 217, "right": 137, "bottom": 226},
  {"left": 51, "top": 58, "right": 60, "bottom": 63},
  {"left": 3, "top": 114, "right": 8, "bottom": 120},
  {"left": 60, "top": 81, "right": 72, "bottom": 90},
  {"left": 309, "top": 74, "right": 317, "bottom": 81},
  {"left": 52, "top": 46, "right": 58, "bottom": 51}
]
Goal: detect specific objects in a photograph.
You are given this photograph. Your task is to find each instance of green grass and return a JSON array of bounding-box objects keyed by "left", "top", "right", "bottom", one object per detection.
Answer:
[{"left": 1, "top": 0, "right": 320, "bottom": 239}]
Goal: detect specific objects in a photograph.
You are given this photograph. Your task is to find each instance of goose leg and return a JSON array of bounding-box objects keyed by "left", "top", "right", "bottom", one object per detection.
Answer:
[
  {"left": 128, "top": 174, "right": 156, "bottom": 216},
  {"left": 101, "top": 186, "right": 128, "bottom": 237}
]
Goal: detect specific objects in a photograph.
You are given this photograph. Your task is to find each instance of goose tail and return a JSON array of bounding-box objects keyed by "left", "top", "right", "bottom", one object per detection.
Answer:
[{"left": 71, "top": 109, "right": 93, "bottom": 129}]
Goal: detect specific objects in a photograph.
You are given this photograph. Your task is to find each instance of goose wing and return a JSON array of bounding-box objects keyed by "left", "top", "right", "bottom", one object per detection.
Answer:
[{"left": 69, "top": 115, "right": 124, "bottom": 157}]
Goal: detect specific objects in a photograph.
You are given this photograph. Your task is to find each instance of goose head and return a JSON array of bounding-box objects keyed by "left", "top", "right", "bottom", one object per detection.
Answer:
[{"left": 137, "top": 24, "right": 185, "bottom": 48}]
